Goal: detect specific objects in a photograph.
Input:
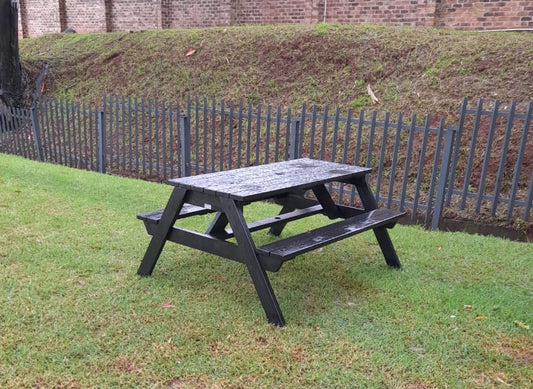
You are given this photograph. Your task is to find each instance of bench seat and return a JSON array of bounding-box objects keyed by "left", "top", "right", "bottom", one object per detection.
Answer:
[
  {"left": 257, "top": 208, "right": 405, "bottom": 263},
  {"left": 137, "top": 204, "right": 213, "bottom": 226}
]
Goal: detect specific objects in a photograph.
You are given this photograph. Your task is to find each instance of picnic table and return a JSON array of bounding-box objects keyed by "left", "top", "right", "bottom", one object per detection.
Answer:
[{"left": 137, "top": 158, "right": 405, "bottom": 326}]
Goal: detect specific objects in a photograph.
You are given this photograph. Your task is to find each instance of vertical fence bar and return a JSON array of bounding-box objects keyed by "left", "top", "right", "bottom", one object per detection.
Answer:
[
  {"left": 507, "top": 102, "right": 532, "bottom": 219},
  {"left": 399, "top": 115, "right": 416, "bottom": 212},
  {"left": 30, "top": 107, "right": 44, "bottom": 162},
  {"left": 460, "top": 99, "right": 483, "bottom": 210},
  {"left": 209, "top": 98, "right": 215, "bottom": 172},
  {"left": 491, "top": 102, "right": 515, "bottom": 216},
  {"left": 39, "top": 101, "right": 48, "bottom": 162},
  {"left": 97, "top": 110, "right": 106, "bottom": 173},
  {"left": 431, "top": 127, "right": 456, "bottom": 230},
  {"left": 87, "top": 104, "right": 94, "bottom": 171},
  {"left": 179, "top": 114, "right": 191, "bottom": 177},
  {"left": 220, "top": 100, "right": 226, "bottom": 170},
  {"left": 308, "top": 105, "right": 317, "bottom": 159},
  {"left": 375, "top": 112, "right": 390, "bottom": 202},
  {"left": 237, "top": 102, "right": 244, "bottom": 168},
  {"left": 425, "top": 119, "right": 446, "bottom": 228},
  {"left": 228, "top": 102, "right": 235, "bottom": 169},
  {"left": 331, "top": 107, "right": 340, "bottom": 161},
  {"left": 245, "top": 102, "right": 252, "bottom": 165},
  {"left": 72, "top": 101, "right": 79, "bottom": 167},
  {"left": 121, "top": 96, "right": 127, "bottom": 173},
  {"left": 387, "top": 113, "right": 402, "bottom": 208},
  {"left": 339, "top": 108, "right": 352, "bottom": 202},
  {"left": 81, "top": 102, "right": 88, "bottom": 169},
  {"left": 289, "top": 118, "right": 301, "bottom": 160},
  {"left": 155, "top": 99, "right": 160, "bottom": 178},
  {"left": 445, "top": 97, "right": 468, "bottom": 207},
  {"left": 475, "top": 100, "right": 499, "bottom": 213},
  {"left": 162, "top": 100, "right": 168, "bottom": 180},
  {"left": 319, "top": 105, "right": 328, "bottom": 160},
  {"left": 365, "top": 111, "right": 377, "bottom": 168},
  {"left": 264, "top": 105, "right": 271, "bottom": 164},
  {"left": 169, "top": 102, "right": 176, "bottom": 178},
  {"left": 75, "top": 101, "right": 82, "bottom": 168},
  {"left": 284, "top": 108, "right": 292, "bottom": 161},
  {"left": 412, "top": 116, "right": 431, "bottom": 223},
  {"left": 254, "top": 104, "right": 261, "bottom": 166}
]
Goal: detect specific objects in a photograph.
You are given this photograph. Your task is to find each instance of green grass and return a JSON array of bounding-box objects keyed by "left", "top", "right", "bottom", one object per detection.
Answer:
[{"left": 0, "top": 154, "right": 531, "bottom": 388}]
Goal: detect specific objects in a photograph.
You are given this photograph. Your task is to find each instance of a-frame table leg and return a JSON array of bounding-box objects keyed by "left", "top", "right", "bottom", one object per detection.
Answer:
[
  {"left": 221, "top": 198, "right": 286, "bottom": 326},
  {"left": 353, "top": 177, "right": 402, "bottom": 269},
  {"left": 137, "top": 188, "right": 188, "bottom": 276}
]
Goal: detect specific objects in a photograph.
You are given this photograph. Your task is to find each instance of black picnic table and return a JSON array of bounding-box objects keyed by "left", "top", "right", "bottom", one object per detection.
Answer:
[{"left": 137, "top": 158, "right": 405, "bottom": 326}]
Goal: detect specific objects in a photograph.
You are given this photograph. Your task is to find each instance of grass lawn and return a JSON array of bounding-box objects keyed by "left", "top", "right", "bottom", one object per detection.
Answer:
[{"left": 0, "top": 154, "right": 531, "bottom": 388}]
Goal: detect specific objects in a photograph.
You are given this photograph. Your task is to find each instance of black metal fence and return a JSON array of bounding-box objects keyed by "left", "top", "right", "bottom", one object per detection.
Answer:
[{"left": 1, "top": 96, "right": 531, "bottom": 230}]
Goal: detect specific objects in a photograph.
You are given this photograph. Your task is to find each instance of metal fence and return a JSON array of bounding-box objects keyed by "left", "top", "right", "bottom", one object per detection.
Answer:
[{"left": 1, "top": 96, "right": 531, "bottom": 230}]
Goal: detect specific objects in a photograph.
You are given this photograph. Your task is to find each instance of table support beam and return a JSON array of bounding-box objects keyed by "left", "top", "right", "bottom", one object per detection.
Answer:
[
  {"left": 137, "top": 188, "right": 187, "bottom": 276},
  {"left": 221, "top": 198, "right": 286, "bottom": 326},
  {"left": 353, "top": 177, "right": 402, "bottom": 268}
]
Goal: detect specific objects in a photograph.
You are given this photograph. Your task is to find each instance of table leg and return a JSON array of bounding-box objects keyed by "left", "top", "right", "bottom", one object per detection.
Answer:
[
  {"left": 137, "top": 188, "right": 187, "bottom": 276},
  {"left": 206, "top": 212, "right": 229, "bottom": 238},
  {"left": 269, "top": 204, "right": 294, "bottom": 236},
  {"left": 354, "top": 177, "right": 402, "bottom": 268},
  {"left": 312, "top": 184, "right": 341, "bottom": 219},
  {"left": 221, "top": 198, "right": 286, "bottom": 326}
]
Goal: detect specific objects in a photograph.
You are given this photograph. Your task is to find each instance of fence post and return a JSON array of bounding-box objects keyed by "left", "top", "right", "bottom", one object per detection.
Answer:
[
  {"left": 179, "top": 113, "right": 191, "bottom": 177},
  {"left": 30, "top": 106, "right": 44, "bottom": 162},
  {"left": 288, "top": 118, "right": 301, "bottom": 160},
  {"left": 97, "top": 110, "right": 106, "bottom": 173},
  {"left": 431, "top": 128, "right": 456, "bottom": 230}
]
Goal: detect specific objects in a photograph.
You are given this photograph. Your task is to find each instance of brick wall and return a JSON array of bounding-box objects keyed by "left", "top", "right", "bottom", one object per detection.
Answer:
[
  {"left": 18, "top": 0, "right": 533, "bottom": 38},
  {"left": 63, "top": 0, "right": 107, "bottom": 33},
  {"left": 163, "top": 0, "right": 232, "bottom": 28},
  {"left": 19, "top": 0, "right": 61, "bottom": 36},
  {"left": 108, "top": 0, "right": 162, "bottom": 32},
  {"left": 320, "top": 0, "right": 437, "bottom": 27},
  {"left": 232, "top": 0, "right": 319, "bottom": 25},
  {"left": 435, "top": 0, "right": 533, "bottom": 30}
]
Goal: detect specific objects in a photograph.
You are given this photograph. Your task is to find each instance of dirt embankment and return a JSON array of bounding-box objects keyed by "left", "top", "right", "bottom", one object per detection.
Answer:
[{"left": 19, "top": 25, "right": 533, "bottom": 239}]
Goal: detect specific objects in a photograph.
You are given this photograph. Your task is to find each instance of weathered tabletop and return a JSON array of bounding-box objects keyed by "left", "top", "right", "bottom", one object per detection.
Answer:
[{"left": 169, "top": 158, "right": 372, "bottom": 201}]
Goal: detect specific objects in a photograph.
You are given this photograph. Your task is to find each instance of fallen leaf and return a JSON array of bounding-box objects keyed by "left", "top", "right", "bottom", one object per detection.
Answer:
[
  {"left": 366, "top": 84, "right": 379, "bottom": 104},
  {"left": 185, "top": 48, "right": 196, "bottom": 57},
  {"left": 475, "top": 315, "right": 487, "bottom": 321},
  {"left": 514, "top": 320, "right": 530, "bottom": 330},
  {"left": 162, "top": 301, "right": 176, "bottom": 309}
]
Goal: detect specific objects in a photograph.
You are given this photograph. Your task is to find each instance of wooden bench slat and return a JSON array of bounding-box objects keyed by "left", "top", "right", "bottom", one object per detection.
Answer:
[
  {"left": 137, "top": 204, "right": 212, "bottom": 224},
  {"left": 257, "top": 208, "right": 405, "bottom": 261}
]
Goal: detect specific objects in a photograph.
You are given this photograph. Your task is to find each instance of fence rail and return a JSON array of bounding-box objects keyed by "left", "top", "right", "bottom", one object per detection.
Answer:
[{"left": 1, "top": 96, "right": 531, "bottom": 230}]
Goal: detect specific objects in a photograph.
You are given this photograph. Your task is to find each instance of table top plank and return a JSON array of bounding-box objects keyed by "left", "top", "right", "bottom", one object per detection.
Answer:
[{"left": 169, "top": 158, "right": 371, "bottom": 201}]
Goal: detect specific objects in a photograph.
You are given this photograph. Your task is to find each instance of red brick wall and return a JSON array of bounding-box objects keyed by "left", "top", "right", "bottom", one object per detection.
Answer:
[
  {"left": 435, "top": 0, "right": 533, "bottom": 30},
  {"left": 320, "top": 0, "right": 437, "bottom": 27},
  {"left": 232, "top": 0, "right": 319, "bottom": 24},
  {"left": 18, "top": 0, "right": 533, "bottom": 38},
  {"left": 163, "top": 0, "right": 232, "bottom": 28},
  {"left": 19, "top": 0, "right": 61, "bottom": 36},
  {"left": 107, "top": 0, "right": 162, "bottom": 31},
  {"left": 63, "top": 0, "right": 107, "bottom": 33}
]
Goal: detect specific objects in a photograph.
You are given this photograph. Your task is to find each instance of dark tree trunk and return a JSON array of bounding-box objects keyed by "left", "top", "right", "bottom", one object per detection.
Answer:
[{"left": 0, "top": 0, "right": 24, "bottom": 107}]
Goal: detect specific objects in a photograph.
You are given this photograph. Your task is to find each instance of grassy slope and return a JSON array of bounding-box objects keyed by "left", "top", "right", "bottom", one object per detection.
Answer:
[
  {"left": 1, "top": 153, "right": 532, "bottom": 387},
  {"left": 20, "top": 24, "right": 533, "bottom": 118}
]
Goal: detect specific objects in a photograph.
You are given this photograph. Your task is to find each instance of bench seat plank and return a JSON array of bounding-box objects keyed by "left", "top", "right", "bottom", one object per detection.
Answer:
[
  {"left": 257, "top": 208, "right": 405, "bottom": 261},
  {"left": 137, "top": 204, "right": 212, "bottom": 225}
]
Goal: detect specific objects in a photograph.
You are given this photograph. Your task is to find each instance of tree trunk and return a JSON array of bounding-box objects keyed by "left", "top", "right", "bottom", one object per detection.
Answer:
[{"left": 0, "top": 0, "right": 24, "bottom": 107}]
